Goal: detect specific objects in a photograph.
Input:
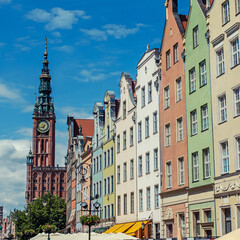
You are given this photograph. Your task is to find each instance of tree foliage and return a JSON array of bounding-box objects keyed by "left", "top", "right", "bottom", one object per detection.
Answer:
[{"left": 11, "top": 193, "right": 66, "bottom": 239}]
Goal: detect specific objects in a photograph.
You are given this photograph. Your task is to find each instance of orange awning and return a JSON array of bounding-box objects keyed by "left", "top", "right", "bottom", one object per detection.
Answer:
[
  {"left": 104, "top": 223, "right": 124, "bottom": 234},
  {"left": 125, "top": 220, "right": 149, "bottom": 235},
  {"left": 114, "top": 222, "right": 135, "bottom": 233}
]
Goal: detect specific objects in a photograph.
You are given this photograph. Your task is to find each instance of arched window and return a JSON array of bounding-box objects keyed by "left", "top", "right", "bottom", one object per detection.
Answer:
[
  {"left": 46, "top": 140, "right": 48, "bottom": 153},
  {"left": 38, "top": 140, "right": 40, "bottom": 153},
  {"left": 41, "top": 140, "right": 44, "bottom": 153}
]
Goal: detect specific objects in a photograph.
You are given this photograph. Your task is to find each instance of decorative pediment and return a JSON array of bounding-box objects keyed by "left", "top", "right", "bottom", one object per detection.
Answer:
[{"left": 164, "top": 208, "right": 174, "bottom": 220}]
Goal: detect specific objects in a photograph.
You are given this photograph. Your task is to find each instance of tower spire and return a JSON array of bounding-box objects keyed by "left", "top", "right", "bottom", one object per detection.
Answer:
[{"left": 44, "top": 37, "right": 48, "bottom": 60}]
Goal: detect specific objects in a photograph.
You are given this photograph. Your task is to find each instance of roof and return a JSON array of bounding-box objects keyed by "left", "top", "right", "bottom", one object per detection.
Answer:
[
  {"left": 179, "top": 15, "right": 188, "bottom": 31},
  {"left": 74, "top": 119, "right": 94, "bottom": 138}
]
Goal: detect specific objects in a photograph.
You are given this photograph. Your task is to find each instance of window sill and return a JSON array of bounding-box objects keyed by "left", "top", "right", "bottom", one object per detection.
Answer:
[
  {"left": 221, "top": 172, "right": 229, "bottom": 176},
  {"left": 189, "top": 90, "right": 196, "bottom": 95},
  {"left": 145, "top": 135, "right": 150, "bottom": 139},
  {"left": 218, "top": 120, "right": 227, "bottom": 125},
  {"left": 146, "top": 172, "right": 150, "bottom": 175},
  {"left": 148, "top": 100, "right": 152, "bottom": 104},
  {"left": 130, "top": 144, "right": 134, "bottom": 148},
  {"left": 231, "top": 63, "right": 240, "bottom": 70},
  {"left": 176, "top": 99, "right": 182, "bottom": 103},
  {"left": 138, "top": 175, "right": 143, "bottom": 178},
  {"left": 193, "top": 44, "right": 199, "bottom": 49},
  {"left": 191, "top": 133, "right": 198, "bottom": 137},
  {"left": 138, "top": 140, "right": 142, "bottom": 143},
  {"left": 216, "top": 72, "right": 225, "bottom": 79},
  {"left": 193, "top": 180, "right": 199, "bottom": 183},
  {"left": 222, "top": 20, "right": 230, "bottom": 27},
  {"left": 123, "top": 147, "right": 126, "bottom": 151},
  {"left": 141, "top": 105, "right": 146, "bottom": 109},
  {"left": 204, "top": 176, "right": 211, "bottom": 180},
  {"left": 154, "top": 168, "right": 159, "bottom": 172},
  {"left": 177, "top": 139, "right": 183, "bottom": 143},
  {"left": 164, "top": 106, "right": 170, "bottom": 110},
  {"left": 165, "top": 145, "right": 171, "bottom": 148},
  {"left": 234, "top": 114, "right": 240, "bottom": 119},
  {"left": 174, "top": 60, "right": 179, "bottom": 65},
  {"left": 153, "top": 131, "right": 158, "bottom": 135},
  {"left": 200, "top": 83, "right": 207, "bottom": 88},
  {"left": 201, "top": 128, "right": 209, "bottom": 133}
]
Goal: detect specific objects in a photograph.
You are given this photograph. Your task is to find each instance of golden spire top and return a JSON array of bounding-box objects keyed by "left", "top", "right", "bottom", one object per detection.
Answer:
[{"left": 44, "top": 37, "right": 48, "bottom": 60}]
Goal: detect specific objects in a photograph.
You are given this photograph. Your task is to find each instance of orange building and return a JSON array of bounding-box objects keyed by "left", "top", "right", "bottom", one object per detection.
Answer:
[{"left": 159, "top": 0, "right": 189, "bottom": 238}]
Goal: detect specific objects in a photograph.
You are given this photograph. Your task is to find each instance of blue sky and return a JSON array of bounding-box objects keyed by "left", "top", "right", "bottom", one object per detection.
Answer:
[{"left": 0, "top": 0, "right": 189, "bottom": 216}]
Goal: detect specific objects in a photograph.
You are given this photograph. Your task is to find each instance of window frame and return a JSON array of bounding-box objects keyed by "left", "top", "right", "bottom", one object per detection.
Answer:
[
  {"left": 148, "top": 81, "right": 152, "bottom": 103},
  {"left": 165, "top": 123, "right": 171, "bottom": 147},
  {"left": 193, "top": 26, "right": 199, "bottom": 48},
  {"left": 220, "top": 140, "right": 229, "bottom": 174},
  {"left": 218, "top": 94, "right": 227, "bottom": 123},
  {"left": 138, "top": 155, "right": 143, "bottom": 177},
  {"left": 123, "top": 100, "right": 126, "bottom": 119},
  {"left": 146, "top": 187, "right": 151, "bottom": 210},
  {"left": 176, "top": 77, "right": 182, "bottom": 102},
  {"left": 145, "top": 116, "right": 150, "bottom": 138},
  {"left": 164, "top": 86, "right": 170, "bottom": 109},
  {"left": 146, "top": 152, "right": 150, "bottom": 174},
  {"left": 166, "top": 161, "right": 172, "bottom": 188},
  {"left": 222, "top": 1, "right": 230, "bottom": 25},
  {"left": 201, "top": 104, "right": 209, "bottom": 131},
  {"left": 154, "top": 148, "right": 159, "bottom": 171},
  {"left": 203, "top": 148, "right": 211, "bottom": 179},
  {"left": 189, "top": 68, "right": 196, "bottom": 93},
  {"left": 216, "top": 47, "right": 225, "bottom": 77},
  {"left": 153, "top": 112, "right": 158, "bottom": 134},
  {"left": 123, "top": 162, "right": 127, "bottom": 182},
  {"left": 199, "top": 60, "right": 207, "bottom": 87},
  {"left": 166, "top": 49, "right": 171, "bottom": 69},
  {"left": 177, "top": 117, "right": 183, "bottom": 142},
  {"left": 178, "top": 157, "right": 185, "bottom": 185},
  {"left": 233, "top": 87, "right": 240, "bottom": 117},
  {"left": 191, "top": 110, "right": 198, "bottom": 136},
  {"left": 138, "top": 121, "right": 142, "bottom": 142},
  {"left": 123, "top": 131, "right": 127, "bottom": 150},
  {"left": 141, "top": 86, "right": 146, "bottom": 108},
  {"left": 230, "top": 37, "right": 240, "bottom": 68},
  {"left": 192, "top": 152, "right": 199, "bottom": 182},
  {"left": 130, "top": 126, "right": 134, "bottom": 146},
  {"left": 174, "top": 43, "right": 179, "bottom": 64}
]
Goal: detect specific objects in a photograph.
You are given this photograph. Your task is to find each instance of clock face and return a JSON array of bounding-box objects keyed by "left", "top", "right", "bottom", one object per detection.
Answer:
[{"left": 37, "top": 120, "right": 50, "bottom": 133}]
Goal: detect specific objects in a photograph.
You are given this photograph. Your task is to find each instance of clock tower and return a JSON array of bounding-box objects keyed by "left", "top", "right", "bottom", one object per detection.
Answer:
[{"left": 26, "top": 39, "right": 66, "bottom": 202}]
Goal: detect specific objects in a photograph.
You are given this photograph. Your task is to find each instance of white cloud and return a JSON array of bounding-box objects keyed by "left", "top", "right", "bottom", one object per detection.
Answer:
[
  {"left": 53, "top": 45, "right": 74, "bottom": 53},
  {"left": 16, "top": 128, "right": 32, "bottom": 137},
  {"left": 0, "top": 139, "right": 29, "bottom": 214},
  {"left": 80, "top": 28, "right": 107, "bottom": 41},
  {"left": 56, "top": 130, "right": 68, "bottom": 140},
  {"left": 51, "top": 31, "right": 61, "bottom": 38},
  {"left": 80, "top": 23, "right": 147, "bottom": 41},
  {"left": 0, "top": 80, "right": 23, "bottom": 102},
  {"left": 0, "top": 0, "right": 11, "bottom": 5},
  {"left": 57, "top": 106, "right": 92, "bottom": 119},
  {"left": 26, "top": 8, "right": 90, "bottom": 31},
  {"left": 0, "top": 42, "right": 6, "bottom": 46},
  {"left": 103, "top": 23, "right": 146, "bottom": 39}
]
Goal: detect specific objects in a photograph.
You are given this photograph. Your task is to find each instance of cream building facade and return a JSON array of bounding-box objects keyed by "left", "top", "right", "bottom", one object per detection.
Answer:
[
  {"left": 207, "top": 0, "right": 240, "bottom": 236},
  {"left": 135, "top": 47, "right": 161, "bottom": 238},
  {"left": 115, "top": 73, "right": 137, "bottom": 224}
]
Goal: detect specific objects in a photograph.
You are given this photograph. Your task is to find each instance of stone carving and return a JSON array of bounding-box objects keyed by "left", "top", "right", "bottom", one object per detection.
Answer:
[
  {"left": 164, "top": 208, "right": 173, "bottom": 220},
  {"left": 216, "top": 180, "right": 240, "bottom": 192}
]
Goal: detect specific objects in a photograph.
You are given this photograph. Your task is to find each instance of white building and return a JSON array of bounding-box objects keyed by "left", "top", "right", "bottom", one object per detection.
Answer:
[{"left": 135, "top": 47, "right": 161, "bottom": 238}]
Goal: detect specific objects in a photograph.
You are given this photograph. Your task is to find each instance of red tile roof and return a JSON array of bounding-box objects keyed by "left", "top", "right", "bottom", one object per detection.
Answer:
[
  {"left": 74, "top": 119, "right": 94, "bottom": 138},
  {"left": 179, "top": 15, "right": 188, "bottom": 31}
]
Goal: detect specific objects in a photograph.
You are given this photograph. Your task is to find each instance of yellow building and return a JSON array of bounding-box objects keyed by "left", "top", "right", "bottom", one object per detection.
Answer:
[
  {"left": 102, "top": 91, "right": 119, "bottom": 228},
  {"left": 207, "top": 0, "right": 240, "bottom": 236}
]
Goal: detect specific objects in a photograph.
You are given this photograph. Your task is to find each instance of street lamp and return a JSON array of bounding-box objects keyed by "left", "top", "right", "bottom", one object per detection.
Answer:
[
  {"left": 78, "top": 162, "right": 101, "bottom": 240},
  {"left": 43, "top": 199, "right": 50, "bottom": 240}
]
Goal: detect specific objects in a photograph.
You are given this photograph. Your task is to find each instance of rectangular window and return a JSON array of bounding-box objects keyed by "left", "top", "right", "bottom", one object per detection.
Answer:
[
  {"left": 221, "top": 141, "right": 229, "bottom": 174},
  {"left": 154, "top": 148, "right": 159, "bottom": 170},
  {"left": 123, "top": 162, "right": 127, "bottom": 182},
  {"left": 166, "top": 162, "right": 172, "bottom": 188},
  {"left": 236, "top": 137, "right": 240, "bottom": 170},
  {"left": 216, "top": 48, "right": 225, "bottom": 76},
  {"left": 176, "top": 78, "right": 182, "bottom": 102},
  {"left": 123, "top": 131, "right": 126, "bottom": 150},
  {"left": 130, "top": 127, "right": 134, "bottom": 146},
  {"left": 203, "top": 148, "right": 211, "bottom": 178},
  {"left": 146, "top": 187, "right": 151, "bottom": 210},
  {"left": 166, "top": 50, "right": 171, "bottom": 69},
  {"left": 178, "top": 157, "right": 185, "bottom": 185},
  {"left": 174, "top": 43, "right": 179, "bottom": 63},
  {"left": 111, "top": 175, "right": 114, "bottom": 193},
  {"left": 107, "top": 125, "right": 110, "bottom": 139},
  {"left": 108, "top": 205, "right": 110, "bottom": 219},
  {"left": 222, "top": 208, "right": 232, "bottom": 234},
  {"left": 222, "top": 1, "right": 230, "bottom": 24},
  {"left": 145, "top": 117, "right": 149, "bottom": 138},
  {"left": 218, "top": 94, "right": 227, "bottom": 122},
  {"left": 111, "top": 147, "right": 113, "bottom": 165},
  {"left": 138, "top": 121, "right": 142, "bottom": 142},
  {"left": 138, "top": 156, "right": 143, "bottom": 177},
  {"left": 154, "top": 185, "right": 159, "bottom": 208},
  {"left": 104, "top": 206, "right": 107, "bottom": 219},
  {"left": 201, "top": 105, "right": 209, "bottom": 131},
  {"left": 179, "top": 214, "right": 186, "bottom": 237},
  {"left": 146, "top": 152, "right": 150, "bottom": 174},
  {"left": 99, "top": 155, "right": 102, "bottom": 171},
  {"left": 204, "top": 209, "right": 212, "bottom": 223},
  {"left": 124, "top": 194, "right": 127, "bottom": 215},
  {"left": 96, "top": 134, "right": 99, "bottom": 147},
  {"left": 234, "top": 87, "right": 240, "bottom": 117},
  {"left": 99, "top": 180, "right": 102, "bottom": 196},
  {"left": 193, "top": 212, "right": 200, "bottom": 237},
  {"left": 164, "top": 86, "right": 170, "bottom": 109},
  {"left": 153, "top": 112, "right": 158, "bottom": 133},
  {"left": 117, "top": 165, "right": 120, "bottom": 184},
  {"left": 117, "top": 196, "right": 121, "bottom": 216},
  {"left": 130, "top": 192, "right": 134, "bottom": 213},
  {"left": 123, "top": 100, "right": 126, "bottom": 119},
  {"left": 165, "top": 123, "right": 171, "bottom": 147},
  {"left": 200, "top": 60, "right": 207, "bottom": 86},
  {"left": 107, "top": 177, "right": 110, "bottom": 194},
  {"left": 148, "top": 81, "right": 152, "bottom": 103},
  {"left": 190, "top": 68, "right": 196, "bottom": 93},
  {"left": 193, "top": 152, "right": 199, "bottom": 181},
  {"left": 193, "top": 26, "right": 199, "bottom": 48},
  {"left": 104, "top": 179, "right": 106, "bottom": 195},
  {"left": 141, "top": 86, "right": 145, "bottom": 107},
  {"left": 130, "top": 159, "right": 134, "bottom": 179},
  {"left": 107, "top": 149, "right": 110, "bottom": 166},
  {"left": 117, "top": 135, "right": 120, "bottom": 153},
  {"left": 191, "top": 110, "right": 197, "bottom": 135},
  {"left": 139, "top": 190, "right": 143, "bottom": 211},
  {"left": 177, "top": 117, "right": 183, "bottom": 141},
  {"left": 104, "top": 152, "right": 107, "bottom": 168},
  {"left": 237, "top": 0, "right": 240, "bottom": 14},
  {"left": 231, "top": 37, "right": 240, "bottom": 67}
]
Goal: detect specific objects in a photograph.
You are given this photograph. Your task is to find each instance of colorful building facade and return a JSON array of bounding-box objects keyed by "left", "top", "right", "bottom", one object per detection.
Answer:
[
  {"left": 208, "top": 0, "right": 240, "bottom": 236},
  {"left": 184, "top": 0, "right": 216, "bottom": 237},
  {"left": 159, "top": 0, "right": 189, "bottom": 238}
]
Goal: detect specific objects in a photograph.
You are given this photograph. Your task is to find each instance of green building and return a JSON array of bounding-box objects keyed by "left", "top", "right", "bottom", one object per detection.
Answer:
[{"left": 184, "top": 0, "right": 216, "bottom": 237}]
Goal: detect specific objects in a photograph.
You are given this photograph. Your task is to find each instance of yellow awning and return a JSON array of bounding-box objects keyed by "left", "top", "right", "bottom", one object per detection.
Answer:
[
  {"left": 114, "top": 222, "right": 135, "bottom": 233},
  {"left": 104, "top": 224, "right": 124, "bottom": 234},
  {"left": 125, "top": 220, "right": 149, "bottom": 235}
]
